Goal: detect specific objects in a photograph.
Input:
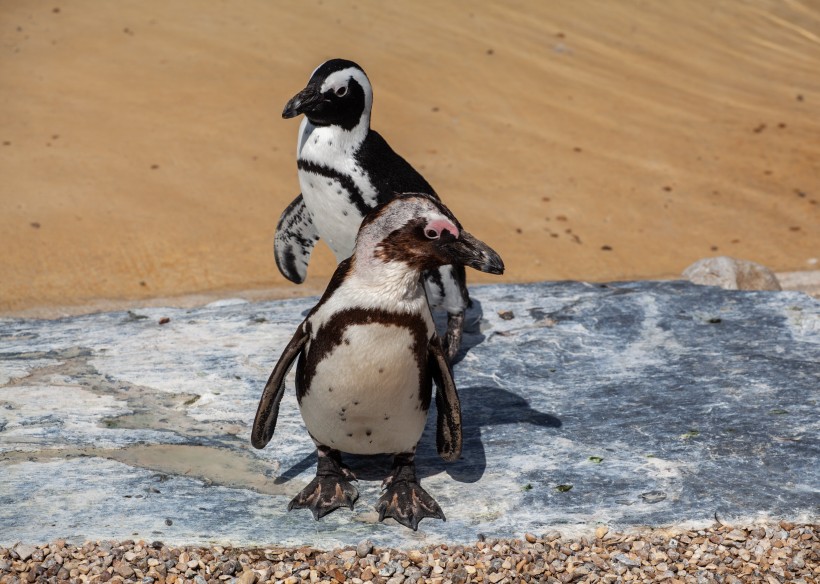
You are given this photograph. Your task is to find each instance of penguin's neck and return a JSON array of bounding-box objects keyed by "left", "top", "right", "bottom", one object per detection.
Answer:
[
  {"left": 348, "top": 254, "right": 426, "bottom": 308},
  {"left": 298, "top": 114, "right": 371, "bottom": 163}
]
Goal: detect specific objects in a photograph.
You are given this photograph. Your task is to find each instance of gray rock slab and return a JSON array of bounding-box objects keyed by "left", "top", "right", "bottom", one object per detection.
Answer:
[{"left": 1, "top": 281, "right": 818, "bottom": 549}]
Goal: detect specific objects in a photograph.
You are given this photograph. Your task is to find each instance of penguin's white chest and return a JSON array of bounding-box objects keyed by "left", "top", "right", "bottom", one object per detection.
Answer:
[
  {"left": 297, "top": 168, "right": 366, "bottom": 261},
  {"left": 296, "top": 123, "right": 378, "bottom": 261},
  {"left": 299, "top": 323, "right": 428, "bottom": 455}
]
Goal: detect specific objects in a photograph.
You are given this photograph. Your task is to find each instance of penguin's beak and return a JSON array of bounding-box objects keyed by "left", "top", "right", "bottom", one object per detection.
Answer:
[
  {"left": 444, "top": 231, "right": 505, "bottom": 275},
  {"left": 282, "top": 85, "right": 324, "bottom": 119}
]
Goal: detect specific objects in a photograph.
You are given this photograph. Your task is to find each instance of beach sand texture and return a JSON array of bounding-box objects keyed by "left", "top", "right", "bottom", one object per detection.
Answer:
[{"left": 1, "top": 0, "right": 818, "bottom": 316}]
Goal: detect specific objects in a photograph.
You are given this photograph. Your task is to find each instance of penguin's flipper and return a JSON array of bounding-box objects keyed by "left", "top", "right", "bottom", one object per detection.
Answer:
[
  {"left": 429, "top": 335, "right": 463, "bottom": 462},
  {"left": 251, "top": 322, "right": 309, "bottom": 449},
  {"left": 424, "top": 264, "right": 470, "bottom": 361},
  {"left": 274, "top": 194, "right": 319, "bottom": 284}
]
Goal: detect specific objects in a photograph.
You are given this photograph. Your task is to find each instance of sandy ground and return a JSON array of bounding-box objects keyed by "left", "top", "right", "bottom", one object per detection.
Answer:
[{"left": 1, "top": 0, "right": 819, "bottom": 317}]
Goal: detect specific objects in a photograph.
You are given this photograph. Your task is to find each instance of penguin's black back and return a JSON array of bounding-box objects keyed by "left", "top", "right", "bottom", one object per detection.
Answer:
[{"left": 356, "top": 130, "right": 437, "bottom": 205}]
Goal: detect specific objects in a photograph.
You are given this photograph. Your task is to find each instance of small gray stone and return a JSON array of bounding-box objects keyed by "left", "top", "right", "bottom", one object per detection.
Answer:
[
  {"left": 613, "top": 553, "right": 640, "bottom": 567},
  {"left": 14, "top": 544, "right": 36, "bottom": 562},
  {"left": 378, "top": 563, "right": 396, "bottom": 577},
  {"left": 222, "top": 559, "right": 238, "bottom": 575},
  {"left": 356, "top": 539, "right": 373, "bottom": 558},
  {"left": 683, "top": 256, "right": 781, "bottom": 291},
  {"left": 789, "top": 552, "right": 806, "bottom": 570}
]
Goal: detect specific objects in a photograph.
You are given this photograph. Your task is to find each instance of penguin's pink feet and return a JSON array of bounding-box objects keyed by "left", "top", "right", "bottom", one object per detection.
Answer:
[
  {"left": 375, "top": 454, "right": 445, "bottom": 531},
  {"left": 289, "top": 449, "right": 358, "bottom": 519}
]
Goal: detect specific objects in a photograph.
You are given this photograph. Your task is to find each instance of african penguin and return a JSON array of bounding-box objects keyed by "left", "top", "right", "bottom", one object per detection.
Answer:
[
  {"left": 253, "top": 193, "right": 504, "bottom": 530},
  {"left": 274, "top": 58, "right": 471, "bottom": 361}
]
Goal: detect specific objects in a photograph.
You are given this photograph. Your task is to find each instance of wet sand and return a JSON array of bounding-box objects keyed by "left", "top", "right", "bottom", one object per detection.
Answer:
[{"left": 1, "top": 1, "right": 818, "bottom": 317}]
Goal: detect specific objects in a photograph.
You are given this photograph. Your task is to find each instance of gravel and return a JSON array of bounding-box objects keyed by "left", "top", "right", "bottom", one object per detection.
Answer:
[{"left": 1, "top": 521, "right": 816, "bottom": 583}]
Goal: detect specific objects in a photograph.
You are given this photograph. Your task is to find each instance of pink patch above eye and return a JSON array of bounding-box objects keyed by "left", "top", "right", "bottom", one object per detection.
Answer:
[{"left": 424, "top": 218, "right": 459, "bottom": 239}]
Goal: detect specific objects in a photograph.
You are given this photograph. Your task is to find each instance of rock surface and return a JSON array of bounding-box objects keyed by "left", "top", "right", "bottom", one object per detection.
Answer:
[
  {"left": 683, "top": 256, "right": 782, "bottom": 291},
  {"left": 1, "top": 281, "right": 818, "bottom": 550}
]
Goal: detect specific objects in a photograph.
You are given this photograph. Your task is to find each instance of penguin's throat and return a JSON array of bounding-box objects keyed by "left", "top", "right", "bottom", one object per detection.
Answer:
[
  {"left": 350, "top": 256, "right": 425, "bottom": 304},
  {"left": 298, "top": 115, "right": 370, "bottom": 158}
]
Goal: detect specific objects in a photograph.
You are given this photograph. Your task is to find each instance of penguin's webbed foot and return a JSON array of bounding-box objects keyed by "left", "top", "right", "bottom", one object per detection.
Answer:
[
  {"left": 376, "top": 461, "right": 444, "bottom": 530},
  {"left": 443, "top": 311, "right": 465, "bottom": 362},
  {"left": 288, "top": 452, "right": 358, "bottom": 520}
]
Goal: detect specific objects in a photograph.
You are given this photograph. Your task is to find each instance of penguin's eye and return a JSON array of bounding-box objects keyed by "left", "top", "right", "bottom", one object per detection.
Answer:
[
  {"left": 335, "top": 86, "right": 348, "bottom": 97},
  {"left": 423, "top": 218, "right": 459, "bottom": 240}
]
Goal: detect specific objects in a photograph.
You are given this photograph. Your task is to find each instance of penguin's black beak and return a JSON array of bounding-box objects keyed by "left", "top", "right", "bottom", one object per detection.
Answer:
[
  {"left": 282, "top": 85, "right": 324, "bottom": 119},
  {"left": 445, "top": 231, "right": 505, "bottom": 275}
]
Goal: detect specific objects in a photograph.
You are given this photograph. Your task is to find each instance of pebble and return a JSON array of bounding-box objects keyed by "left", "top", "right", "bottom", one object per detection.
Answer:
[
  {"left": 407, "top": 550, "right": 424, "bottom": 565},
  {"left": 0, "top": 523, "right": 816, "bottom": 584},
  {"left": 356, "top": 539, "right": 373, "bottom": 558},
  {"left": 613, "top": 552, "right": 641, "bottom": 567},
  {"left": 115, "top": 561, "right": 134, "bottom": 578},
  {"left": 12, "top": 545, "right": 35, "bottom": 562}
]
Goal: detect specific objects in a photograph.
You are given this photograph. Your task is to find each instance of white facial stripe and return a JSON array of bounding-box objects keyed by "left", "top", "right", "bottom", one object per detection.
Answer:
[
  {"left": 357, "top": 196, "right": 455, "bottom": 253},
  {"left": 321, "top": 67, "right": 372, "bottom": 98}
]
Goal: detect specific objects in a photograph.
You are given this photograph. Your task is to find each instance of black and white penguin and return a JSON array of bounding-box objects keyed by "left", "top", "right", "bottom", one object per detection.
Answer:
[
  {"left": 274, "top": 58, "right": 471, "bottom": 360},
  {"left": 254, "top": 193, "right": 504, "bottom": 530}
]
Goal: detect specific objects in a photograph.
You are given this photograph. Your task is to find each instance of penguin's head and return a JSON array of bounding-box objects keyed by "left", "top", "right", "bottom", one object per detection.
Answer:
[
  {"left": 282, "top": 59, "right": 372, "bottom": 130},
  {"left": 357, "top": 193, "right": 505, "bottom": 276}
]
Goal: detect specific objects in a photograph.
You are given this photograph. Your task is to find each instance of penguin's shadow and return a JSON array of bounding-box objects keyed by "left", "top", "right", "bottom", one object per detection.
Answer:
[
  {"left": 274, "top": 385, "right": 561, "bottom": 485},
  {"left": 415, "top": 384, "right": 561, "bottom": 483}
]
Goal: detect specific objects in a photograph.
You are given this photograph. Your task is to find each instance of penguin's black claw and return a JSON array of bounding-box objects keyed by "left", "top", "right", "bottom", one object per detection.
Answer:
[
  {"left": 288, "top": 475, "right": 359, "bottom": 520},
  {"left": 443, "top": 311, "right": 465, "bottom": 362},
  {"left": 376, "top": 463, "right": 445, "bottom": 530},
  {"left": 288, "top": 452, "right": 358, "bottom": 520}
]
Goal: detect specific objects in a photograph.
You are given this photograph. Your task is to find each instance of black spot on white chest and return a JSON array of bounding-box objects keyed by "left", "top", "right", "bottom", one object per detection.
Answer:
[{"left": 297, "top": 321, "right": 431, "bottom": 454}]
